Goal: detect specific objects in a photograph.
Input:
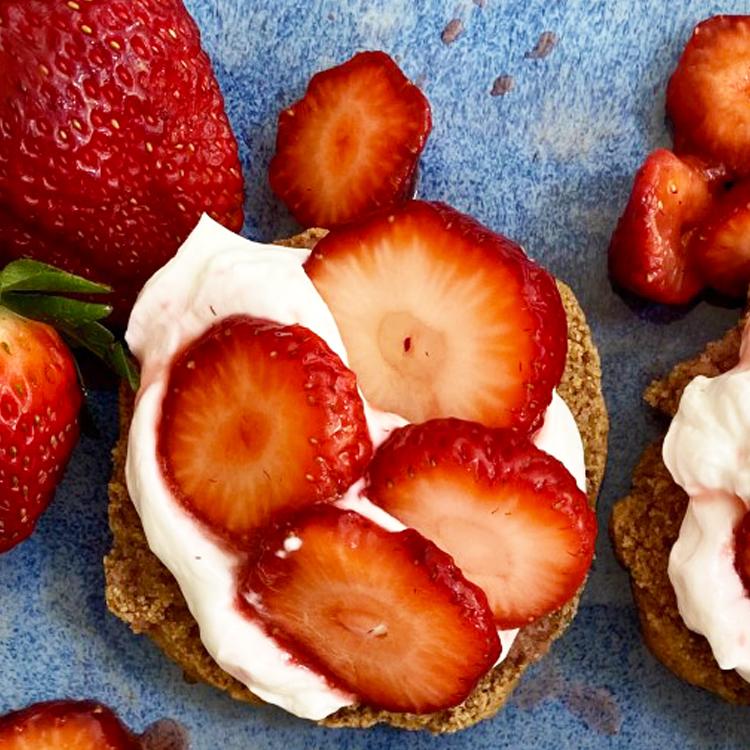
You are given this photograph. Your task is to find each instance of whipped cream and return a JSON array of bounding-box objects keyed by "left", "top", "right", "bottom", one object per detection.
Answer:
[
  {"left": 666, "top": 319, "right": 750, "bottom": 680},
  {"left": 125, "top": 214, "right": 588, "bottom": 719}
]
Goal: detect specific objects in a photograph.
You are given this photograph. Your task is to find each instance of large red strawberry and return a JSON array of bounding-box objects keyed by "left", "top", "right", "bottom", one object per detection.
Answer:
[
  {"left": 0, "top": 699, "right": 140, "bottom": 749},
  {"left": 608, "top": 149, "right": 723, "bottom": 304},
  {"left": 240, "top": 504, "right": 500, "bottom": 714},
  {"left": 0, "top": 258, "right": 136, "bottom": 554},
  {"left": 269, "top": 51, "right": 431, "bottom": 228},
  {"left": 365, "top": 419, "right": 597, "bottom": 628},
  {"left": 158, "top": 315, "right": 373, "bottom": 544},
  {"left": 0, "top": 0, "right": 245, "bottom": 324},
  {"left": 304, "top": 200, "right": 568, "bottom": 433},
  {"left": 691, "top": 176, "right": 750, "bottom": 298},
  {"left": 667, "top": 15, "right": 750, "bottom": 177}
]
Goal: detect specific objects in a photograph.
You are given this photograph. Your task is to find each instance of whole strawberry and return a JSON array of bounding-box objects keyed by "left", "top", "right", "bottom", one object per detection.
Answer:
[
  {"left": 0, "top": 0, "right": 245, "bottom": 323},
  {"left": 0, "top": 259, "right": 136, "bottom": 554}
]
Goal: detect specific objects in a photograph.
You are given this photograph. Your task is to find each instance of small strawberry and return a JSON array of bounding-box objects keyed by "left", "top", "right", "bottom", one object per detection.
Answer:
[
  {"left": 0, "top": 259, "right": 136, "bottom": 555},
  {"left": 158, "top": 315, "right": 373, "bottom": 543},
  {"left": 269, "top": 51, "right": 431, "bottom": 228},
  {"left": 608, "top": 149, "right": 724, "bottom": 304},
  {"left": 365, "top": 419, "right": 597, "bottom": 628},
  {"left": 304, "top": 200, "right": 568, "bottom": 433},
  {"left": 691, "top": 177, "right": 750, "bottom": 298},
  {"left": 240, "top": 504, "right": 500, "bottom": 714},
  {"left": 0, "top": 699, "right": 140, "bottom": 749},
  {"left": 667, "top": 15, "right": 750, "bottom": 177},
  {"left": 0, "top": 0, "right": 245, "bottom": 323}
]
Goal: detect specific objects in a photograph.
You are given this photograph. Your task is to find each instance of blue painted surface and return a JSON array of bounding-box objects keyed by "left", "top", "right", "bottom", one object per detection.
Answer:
[{"left": 1, "top": 1, "right": 749, "bottom": 747}]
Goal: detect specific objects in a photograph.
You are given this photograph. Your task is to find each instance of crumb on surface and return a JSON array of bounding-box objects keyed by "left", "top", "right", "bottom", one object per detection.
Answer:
[
  {"left": 525, "top": 31, "right": 558, "bottom": 59},
  {"left": 491, "top": 74, "right": 514, "bottom": 96},
  {"left": 441, "top": 18, "right": 463, "bottom": 45}
]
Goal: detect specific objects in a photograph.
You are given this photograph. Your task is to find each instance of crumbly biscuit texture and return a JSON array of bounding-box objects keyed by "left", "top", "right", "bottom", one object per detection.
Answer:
[
  {"left": 104, "top": 230, "right": 608, "bottom": 732},
  {"left": 611, "top": 313, "right": 750, "bottom": 704}
]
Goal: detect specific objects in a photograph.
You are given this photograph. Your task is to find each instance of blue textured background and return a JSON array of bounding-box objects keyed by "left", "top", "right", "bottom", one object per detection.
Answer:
[{"left": 1, "top": 1, "right": 749, "bottom": 748}]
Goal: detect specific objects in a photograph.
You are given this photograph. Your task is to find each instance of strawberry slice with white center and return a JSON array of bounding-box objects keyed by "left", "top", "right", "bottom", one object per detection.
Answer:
[
  {"left": 365, "top": 418, "right": 597, "bottom": 628},
  {"left": 667, "top": 15, "right": 750, "bottom": 176},
  {"left": 692, "top": 176, "right": 750, "bottom": 298},
  {"left": 158, "top": 315, "right": 372, "bottom": 543},
  {"left": 240, "top": 504, "right": 501, "bottom": 714},
  {"left": 304, "top": 200, "right": 567, "bottom": 433},
  {"left": 269, "top": 51, "right": 431, "bottom": 228},
  {"left": 0, "top": 699, "right": 140, "bottom": 750}
]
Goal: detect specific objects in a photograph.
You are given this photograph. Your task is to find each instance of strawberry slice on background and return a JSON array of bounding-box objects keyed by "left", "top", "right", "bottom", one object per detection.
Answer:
[
  {"left": 0, "top": 0, "right": 245, "bottom": 324},
  {"left": 692, "top": 177, "right": 750, "bottom": 298},
  {"left": 304, "top": 200, "right": 568, "bottom": 433},
  {"left": 365, "top": 418, "right": 597, "bottom": 629},
  {"left": 269, "top": 51, "right": 432, "bottom": 228},
  {"left": 158, "top": 315, "right": 372, "bottom": 543},
  {"left": 607, "top": 149, "right": 723, "bottom": 304},
  {"left": 240, "top": 504, "right": 501, "bottom": 714},
  {"left": 666, "top": 15, "right": 750, "bottom": 177},
  {"left": 0, "top": 259, "right": 136, "bottom": 555},
  {"left": 0, "top": 699, "right": 140, "bottom": 750}
]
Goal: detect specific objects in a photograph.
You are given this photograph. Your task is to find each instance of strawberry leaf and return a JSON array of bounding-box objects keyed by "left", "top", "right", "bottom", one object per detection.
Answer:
[
  {"left": 2, "top": 292, "right": 112, "bottom": 325},
  {"left": 0, "top": 259, "right": 111, "bottom": 294}
]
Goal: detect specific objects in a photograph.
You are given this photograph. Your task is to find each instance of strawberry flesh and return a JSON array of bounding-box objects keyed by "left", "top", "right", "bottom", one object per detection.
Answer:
[
  {"left": 304, "top": 200, "right": 567, "bottom": 433},
  {"left": 365, "top": 419, "right": 597, "bottom": 628},
  {"left": 240, "top": 504, "right": 501, "bottom": 714},
  {"left": 269, "top": 51, "right": 431, "bottom": 228},
  {"left": 608, "top": 149, "right": 721, "bottom": 304},
  {"left": 158, "top": 315, "right": 372, "bottom": 544},
  {"left": 0, "top": 699, "right": 140, "bottom": 750},
  {"left": 735, "top": 509, "right": 750, "bottom": 595},
  {"left": 0, "top": 310, "right": 81, "bottom": 554},
  {"left": 667, "top": 15, "right": 750, "bottom": 177},
  {"left": 692, "top": 176, "right": 750, "bottom": 298},
  {"left": 0, "top": 0, "right": 245, "bottom": 323}
]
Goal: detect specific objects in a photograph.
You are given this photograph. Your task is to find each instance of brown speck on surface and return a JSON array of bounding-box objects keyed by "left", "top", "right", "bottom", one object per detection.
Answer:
[
  {"left": 491, "top": 74, "right": 514, "bottom": 96},
  {"left": 473, "top": 0, "right": 485, "bottom": 6},
  {"left": 140, "top": 718, "right": 191, "bottom": 750},
  {"left": 525, "top": 31, "right": 558, "bottom": 59},
  {"left": 441, "top": 17, "right": 464, "bottom": 45}
]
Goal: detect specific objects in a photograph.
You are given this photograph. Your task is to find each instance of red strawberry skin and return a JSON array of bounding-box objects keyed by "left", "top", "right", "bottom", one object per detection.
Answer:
[
  {"left": 667, "top": 15, "right": 750, "bottom": 177},
  {"left": 0, "top": 0, "right": 245, "bottom": 323},
  {"left": 269, "top": 51, "right": 431, "bottom": 228},
  {"left": 692, "top": 176, "right": 750, "bottom": 298},
  {"left": 365, "top": 418, "right": 597, "bottom": 628},
  {"left": 158, "top": 315, "right": 372, "bottom": 543},
  {"left": 0, "top": 311, "right": 82, "bottom": 554},
  {"left": 304, "top": 200, "right": 568, "bottom": 433},
  {"left": 608, "top": 150, "right": 722, "bottom": 304},
  {"left": 734, "top": 509, "right": 750, "bottom": 595},
  {"left": 241, "top": 504, "right": 500, "bottom": 714},
  {"left": 0, "top": 699, "right": 141, "bottom": 749}
]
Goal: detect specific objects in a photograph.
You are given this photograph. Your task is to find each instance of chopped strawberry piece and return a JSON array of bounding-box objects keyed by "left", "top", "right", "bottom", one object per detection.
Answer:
[
  {"left": 735, "top": 510, "right": 750, "bottom": 594},
  {"left": 269, "top": 51, "right": 431, "bottom": 228},
  {"left": 240, "top": 504, "right": 500, "bottom": 714},
  {"left": 158, "top": 316, "right": 372, "bottom": 543},
  {"left": 0, "top": 699, "right": 140, "bottom": 749},
  {"left": 304, "top": 200, "right": 567, "bottom": 433},
  {"left": 692, "top": 176, "right": 750, "bottom": 298},
  {"left": 667, "top": 15, "right": 750, "bottom": 177},
  {"left": 607, "top": 149, "right": 723, "bottom": 304},
  {"left": 365, "top": 419, "right": 597, "bottom": 628}
]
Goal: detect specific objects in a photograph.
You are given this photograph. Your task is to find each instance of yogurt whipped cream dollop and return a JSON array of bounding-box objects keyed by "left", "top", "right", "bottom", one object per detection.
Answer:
[
  {"left": 125, "top": 214, "right": 588, "bottom": 719},
  {"left": 666, "top": 319, "right": 750, "bottom": 681}
]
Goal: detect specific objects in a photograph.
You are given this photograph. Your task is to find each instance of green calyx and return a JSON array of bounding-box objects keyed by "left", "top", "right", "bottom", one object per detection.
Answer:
[{"left": 0, "top": 259, "right": 140, "bottom": 391}]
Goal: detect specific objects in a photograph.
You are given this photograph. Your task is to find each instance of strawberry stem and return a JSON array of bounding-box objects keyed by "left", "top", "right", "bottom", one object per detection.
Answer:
[{"left": 0, "top": 259, "right": 140, "bottom": 391}]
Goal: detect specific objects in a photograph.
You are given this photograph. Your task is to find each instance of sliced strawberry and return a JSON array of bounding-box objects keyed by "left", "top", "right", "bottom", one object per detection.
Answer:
[
  {"left": 269, "top": 51, "right": 431, "bottom": 228},
  {"left": 0, "top": 699, "right": 140, "bottom": 749},
  {"left": 735, "top": 509, "right": 750, "bottom": 594},
  {"left": 667, "top": 15, "right": 750, "bottom": 176},
  {"left": 607, "top": 149, "right": 723, "bottom": 304},
  {"left": 692, "top": 177, "right": 750, "bottom": 298},
  {"left": 240, "top": 504, "right": 500, "bottom": 714},
  {"left": 304, "top": 200, "right": 567, "bottom": 433},
  {"left": 365, "top": 419, "right": 597, "bottom": 628},
  {"left": 158, "top": 315, "right": 372, "bottom": 543}
]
